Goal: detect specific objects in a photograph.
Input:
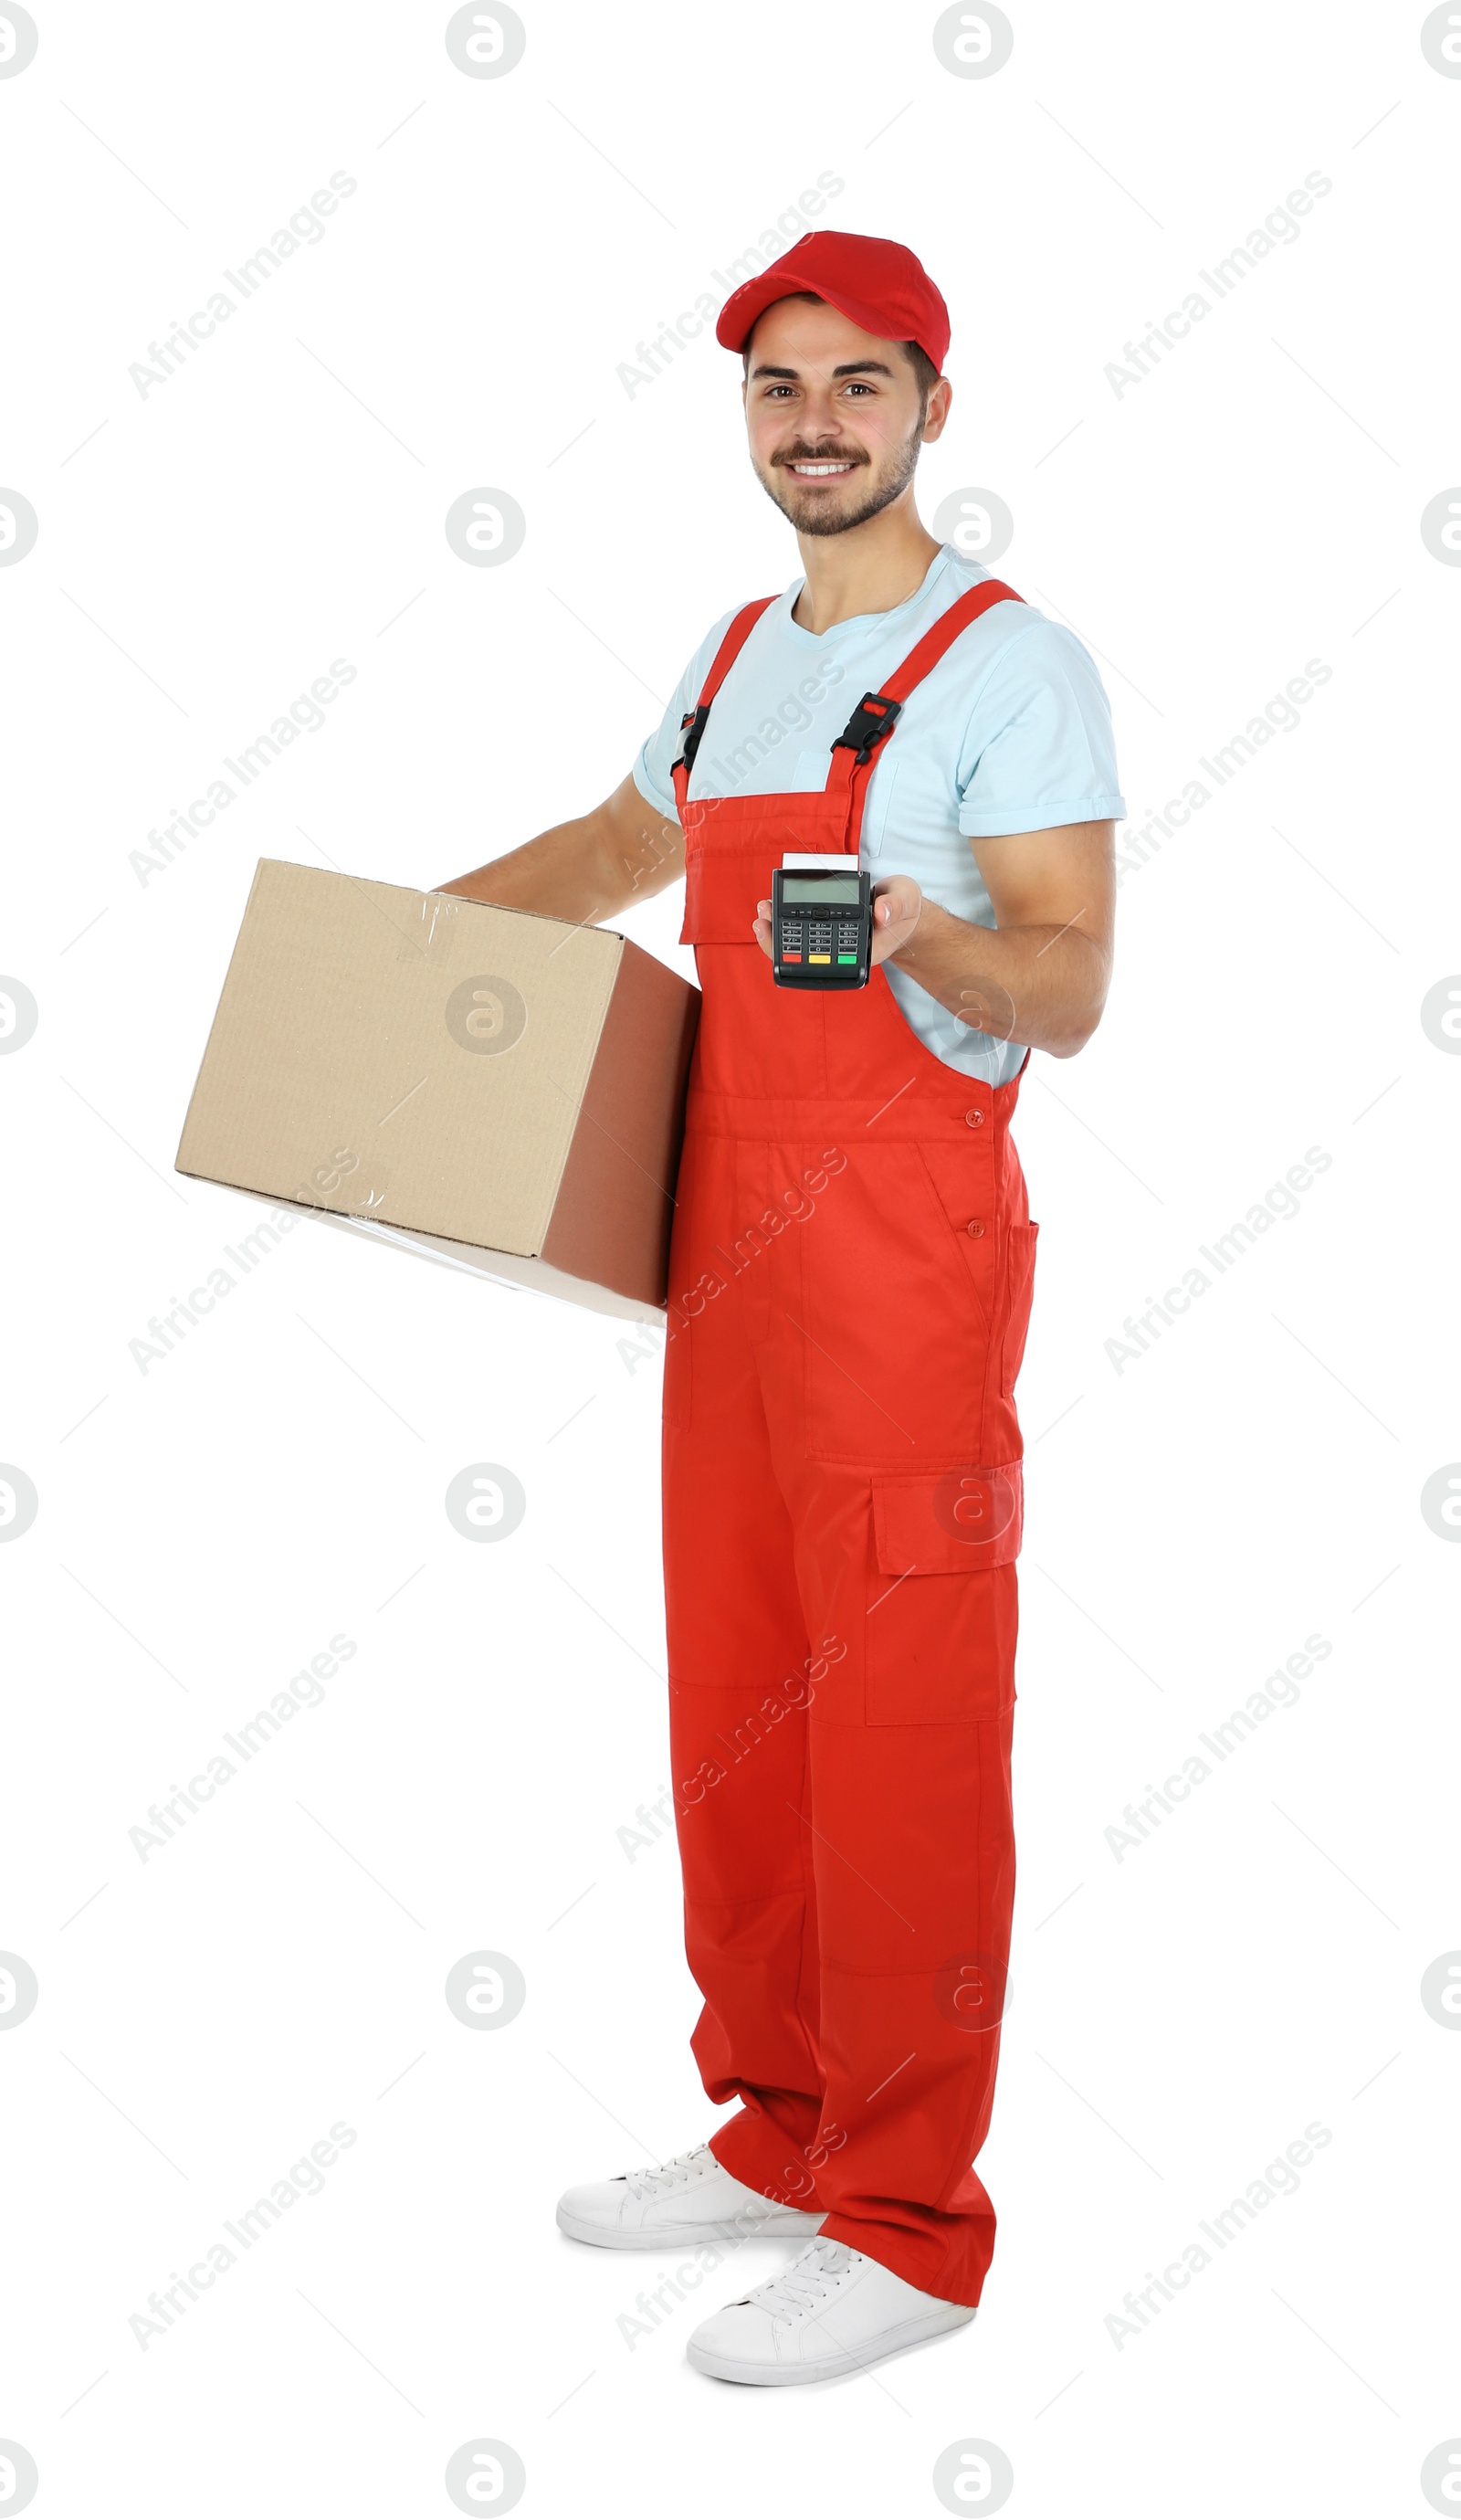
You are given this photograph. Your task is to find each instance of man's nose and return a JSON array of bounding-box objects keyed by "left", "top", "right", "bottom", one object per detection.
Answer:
[{"left": 794, "top": 378, "right": 843, "bottom": 426}]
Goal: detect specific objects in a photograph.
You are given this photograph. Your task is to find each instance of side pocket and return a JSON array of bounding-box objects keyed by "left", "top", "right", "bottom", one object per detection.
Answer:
[
  {"left": 865, "top": 1466, "right": 1022, "bottom": 1724},
  {"left": 912, "top": 1140, "right": 995, "bottom": 1337},
  {"left": 1001, "top": 1220, "right": 1039, "bottom": 1397}
]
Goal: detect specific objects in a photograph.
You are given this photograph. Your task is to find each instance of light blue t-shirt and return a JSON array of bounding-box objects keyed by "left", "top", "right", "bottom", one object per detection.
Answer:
[{"left": 632, "top": 544, "right": 1124, "bottom": 1084}]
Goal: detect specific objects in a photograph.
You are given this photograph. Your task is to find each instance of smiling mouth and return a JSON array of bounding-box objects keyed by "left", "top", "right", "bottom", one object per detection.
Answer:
[{"left": 786, "top": 459, "right": 858, "bottom": 479}]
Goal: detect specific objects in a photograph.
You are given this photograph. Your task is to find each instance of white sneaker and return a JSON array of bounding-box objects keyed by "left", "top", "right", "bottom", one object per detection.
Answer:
[
  {"left": 555, "top": 2144, "right": 825, "bottom": 2251},
  {"left": 686, "top": 2236, "right": 976, "bottom": 2384}
]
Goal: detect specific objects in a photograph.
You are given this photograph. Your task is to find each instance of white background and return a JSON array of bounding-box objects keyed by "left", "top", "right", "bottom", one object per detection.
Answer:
[{"left": 2, "top": 2, "right": 1458, "bottom": 2514}]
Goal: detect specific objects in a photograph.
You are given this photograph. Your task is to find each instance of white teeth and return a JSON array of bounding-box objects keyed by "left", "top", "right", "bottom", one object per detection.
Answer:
[{"left": 793, "top": 462, "right": 852, "bottom": 475}]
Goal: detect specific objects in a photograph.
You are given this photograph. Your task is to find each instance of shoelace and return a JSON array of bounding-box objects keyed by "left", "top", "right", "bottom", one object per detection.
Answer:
[
  {"left": 742, "top": 2239, "right": 857, "bottom": 2319},
  {"left": 623, "top": 2145, "right": 715, "bottom": 2201}
]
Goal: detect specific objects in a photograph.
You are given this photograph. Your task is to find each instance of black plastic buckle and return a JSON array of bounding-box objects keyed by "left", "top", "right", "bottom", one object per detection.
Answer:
[
  {"left": 831, "top": 690, "right": 903, "bottom": 765},
  {"left": 675, "top": 703, "right": 711, "bottom": 778}
]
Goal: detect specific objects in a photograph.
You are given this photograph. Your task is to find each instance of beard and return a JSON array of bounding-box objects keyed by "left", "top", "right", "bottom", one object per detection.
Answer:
[{"left": 758, "top": 416, "right": 925, "bottom": 538}]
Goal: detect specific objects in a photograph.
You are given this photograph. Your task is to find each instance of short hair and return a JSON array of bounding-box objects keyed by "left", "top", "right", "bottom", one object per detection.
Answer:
[
  {"left": 743, "top": 293, "right": 942, "bottom": 407},
  {"left": 902, "top": 340, "right": 941, "bottom": 405}
]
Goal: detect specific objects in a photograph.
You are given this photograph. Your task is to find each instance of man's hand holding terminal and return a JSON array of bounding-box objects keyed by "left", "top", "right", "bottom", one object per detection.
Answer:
[{"left": 752, "top": 822, "right": 1114, "bottom": 1059}]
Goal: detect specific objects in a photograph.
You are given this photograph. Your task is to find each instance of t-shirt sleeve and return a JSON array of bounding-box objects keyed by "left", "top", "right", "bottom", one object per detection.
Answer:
[
  {"left": 955, "top": 618, "right": 1126, "bottom": 838},
  {"left": 631, "top": 606, "right": 743, "bottom": 822}
]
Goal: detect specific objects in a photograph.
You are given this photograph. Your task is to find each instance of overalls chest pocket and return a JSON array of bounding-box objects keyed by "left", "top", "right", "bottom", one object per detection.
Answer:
[{"left": 678, "top": 796, "right": 856, "bottom": 946}]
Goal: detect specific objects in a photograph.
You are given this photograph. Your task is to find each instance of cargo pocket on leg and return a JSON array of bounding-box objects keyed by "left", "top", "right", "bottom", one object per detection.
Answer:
[{"left": 865, "top": 1464, "right": 1023, "bottom": 1724}]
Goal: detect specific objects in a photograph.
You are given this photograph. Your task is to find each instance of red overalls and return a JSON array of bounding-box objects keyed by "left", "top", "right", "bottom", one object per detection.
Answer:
[{"left": 662, "top": 579, "right": 1038, "bottom": 2306}]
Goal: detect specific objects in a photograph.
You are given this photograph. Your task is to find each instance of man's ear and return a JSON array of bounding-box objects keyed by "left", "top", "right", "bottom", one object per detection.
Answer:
[{"left": 920, "top": 378, "right": 953, "bottom": 444}]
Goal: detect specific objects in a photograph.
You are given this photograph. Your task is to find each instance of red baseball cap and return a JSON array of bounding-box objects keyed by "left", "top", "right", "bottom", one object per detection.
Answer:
[{"left": 715, "top": 230, "right": 950, "bottom": 373}]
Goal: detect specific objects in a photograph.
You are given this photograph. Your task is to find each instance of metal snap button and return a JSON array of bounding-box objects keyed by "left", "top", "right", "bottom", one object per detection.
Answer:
[{"left": 966, "top": 1219, "right": 986, "bottom": 1238}]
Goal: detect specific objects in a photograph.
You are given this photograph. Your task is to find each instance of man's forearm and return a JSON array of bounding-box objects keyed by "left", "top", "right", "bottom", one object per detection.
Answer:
[
  {"left": 889, "top": 897, "right": 1109, "bottom": 1059},
  {"left": 436, "top": 817, "right": 623, "bottom": 921},
  {"left": 436, "top": 775, "right": 684, "bottom": 924}
]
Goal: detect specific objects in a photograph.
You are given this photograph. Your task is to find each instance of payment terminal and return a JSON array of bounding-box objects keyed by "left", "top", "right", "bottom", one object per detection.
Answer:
[{"left": 772, "top": 853, "right": 873, "bottom": 991}]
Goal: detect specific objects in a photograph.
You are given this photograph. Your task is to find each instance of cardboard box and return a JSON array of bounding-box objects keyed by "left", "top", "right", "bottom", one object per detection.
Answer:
[{"left": 175, "top": 859, "right": 699, "bottom": 1317}]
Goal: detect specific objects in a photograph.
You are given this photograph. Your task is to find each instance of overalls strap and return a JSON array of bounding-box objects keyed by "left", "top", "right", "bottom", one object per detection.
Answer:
[
  {"left": 670, "top": 596, "right": 778, "bottom": 814},
  {"left": 822, "top": 578, "right": 1025, "bottom": 846},
  {"left": 873, "top": 576, "right": 1024, "bottom": 706}
]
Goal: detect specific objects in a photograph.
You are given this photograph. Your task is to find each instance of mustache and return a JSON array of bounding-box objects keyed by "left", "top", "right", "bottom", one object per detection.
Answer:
[{"left": 772, "top": 444, "right": 870, "bottom": 469}]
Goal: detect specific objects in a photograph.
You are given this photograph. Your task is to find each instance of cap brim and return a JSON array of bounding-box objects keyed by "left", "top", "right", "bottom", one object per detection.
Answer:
[
  {"left": 717, "top": 269, "right": 945, "bottom": 371},
  {"left": 715, "top": 269, "right": 903, "bottom": 356}
]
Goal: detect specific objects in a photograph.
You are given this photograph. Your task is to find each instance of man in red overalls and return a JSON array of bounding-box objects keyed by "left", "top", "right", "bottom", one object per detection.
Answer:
[{"left": 445, "top": 231, "right": 1120, "bottom": 2384}]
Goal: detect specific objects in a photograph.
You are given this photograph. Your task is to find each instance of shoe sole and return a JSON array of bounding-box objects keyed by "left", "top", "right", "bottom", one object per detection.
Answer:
[
  {"left": 556, "top": 2204, "right": 825, "bottom": 2250},
  {"left": 686, "top": 2304, "right": 976, "bottom": 2385}
]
